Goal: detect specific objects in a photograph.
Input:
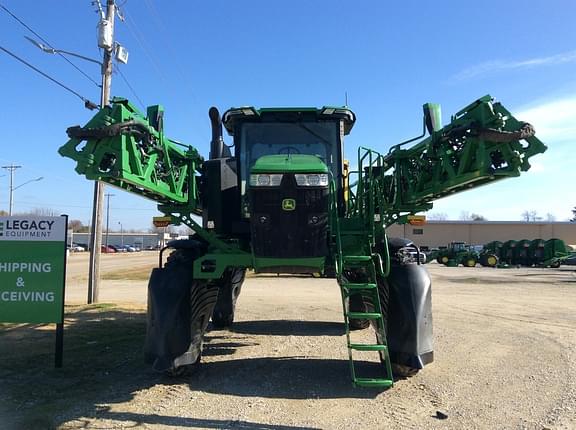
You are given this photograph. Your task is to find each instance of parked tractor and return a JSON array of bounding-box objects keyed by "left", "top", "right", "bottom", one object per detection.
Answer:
[
  {"left": 479, "top": 241, "right": 501, "bottom": 267},
  {"left": 435, "top": 242, "right": 481, "bottom": 267},
  {"left": 60, "top": 95, "right": 546, "bottom": 388}
]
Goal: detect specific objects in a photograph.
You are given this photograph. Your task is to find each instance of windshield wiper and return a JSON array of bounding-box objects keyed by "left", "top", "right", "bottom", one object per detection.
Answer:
[{"left": 297, "top": 123, "right": 332, "bottom": 146}]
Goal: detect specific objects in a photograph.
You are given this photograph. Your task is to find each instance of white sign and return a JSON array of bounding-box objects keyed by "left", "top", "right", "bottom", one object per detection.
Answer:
[{"left": 0, "top": 216, "right": 66, "bottom": 242}]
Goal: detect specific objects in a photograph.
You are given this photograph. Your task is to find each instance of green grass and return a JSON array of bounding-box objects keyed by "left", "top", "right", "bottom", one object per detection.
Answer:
[
  {"left": 101, "top": 266, "right": 155, "bottom": 281},
  {"left": 0, "top": 304, "right": 152, "bottom": 429}
]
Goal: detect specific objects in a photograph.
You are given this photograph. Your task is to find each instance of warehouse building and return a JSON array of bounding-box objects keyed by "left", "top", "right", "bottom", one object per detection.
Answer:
[
  {"left": 386, "top": 221, "right": 576, "bottom": 250},
  {"left": 68, "top": 232, "right": 164, "bottom": 250}
]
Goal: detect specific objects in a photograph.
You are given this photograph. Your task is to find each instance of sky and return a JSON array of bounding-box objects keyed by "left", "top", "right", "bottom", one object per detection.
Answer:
[{"left": 0, "top": 0, "right": 575, "bottom": 230}]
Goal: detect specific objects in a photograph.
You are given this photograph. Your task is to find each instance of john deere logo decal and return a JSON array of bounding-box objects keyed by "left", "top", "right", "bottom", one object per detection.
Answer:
[{"left": 282, "top": 198, "right": 296, "bottom": 211}]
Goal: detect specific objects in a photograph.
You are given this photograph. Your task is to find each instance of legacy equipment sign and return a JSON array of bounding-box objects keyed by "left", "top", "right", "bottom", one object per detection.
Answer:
[{"left": 0, "top": 216, "right": 67, "bottom": 323}]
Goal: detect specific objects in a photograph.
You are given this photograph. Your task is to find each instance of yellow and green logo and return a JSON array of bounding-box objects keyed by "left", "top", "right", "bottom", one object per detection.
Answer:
[{"left": 282, "top": 198, "right": 296, "bottom": 211}]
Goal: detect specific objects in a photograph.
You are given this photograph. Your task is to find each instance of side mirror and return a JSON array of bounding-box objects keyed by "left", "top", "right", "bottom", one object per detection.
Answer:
[{"left": 423, "top": 103, "right": 442, "bottom": 134}]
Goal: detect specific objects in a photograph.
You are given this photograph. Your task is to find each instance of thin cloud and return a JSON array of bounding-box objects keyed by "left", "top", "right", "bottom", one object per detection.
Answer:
[
  {"left": 453, "top": 51, "right": 576, "bottom": 80},
  {"left": 512, "top": 94, "right": 576, "bottom": 174},
  {"left": 515, "top": 95, "right": 576, "bottom": 142}
]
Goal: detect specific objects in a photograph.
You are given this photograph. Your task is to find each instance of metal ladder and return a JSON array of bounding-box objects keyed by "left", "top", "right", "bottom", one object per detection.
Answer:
[
  {"left": 338, "top": 253, "right": 394, "bottom": 388},
  {"left": 330, "top": 177, "right": 393, "bottom": 388}
]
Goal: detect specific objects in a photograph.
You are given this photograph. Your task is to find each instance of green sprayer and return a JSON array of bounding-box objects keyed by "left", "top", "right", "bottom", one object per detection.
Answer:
[{"left": 60, "top": 95, "right": 546, "bottom": 388}]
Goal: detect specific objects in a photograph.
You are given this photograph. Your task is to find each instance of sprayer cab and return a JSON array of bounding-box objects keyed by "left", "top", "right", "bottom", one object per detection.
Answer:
[{"left": 204, "top": 106, "right": 353, "bottom": 271}]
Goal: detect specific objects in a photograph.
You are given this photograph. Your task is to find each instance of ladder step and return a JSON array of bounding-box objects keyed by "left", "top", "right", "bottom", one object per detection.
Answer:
[
  {"left": 342, "top": 282, "right": 377, "bottom": 291},
  {"left": 341, "top": 230, "right": 371, "bottom": 235},
  {"left": 347, "top": 312, "right": 382, "bottom": 320},
  {"left": 354, "top": 378, "right": 394, "bottom": 389},
  {"left": 349, "top": 343, "right": 388, "bottom": 352},
  {"left": 343, "top": 255, "right": 372, "bottom": 263}
]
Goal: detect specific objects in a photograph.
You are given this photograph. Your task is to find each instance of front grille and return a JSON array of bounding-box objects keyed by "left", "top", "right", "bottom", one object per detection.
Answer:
[{"left": 250, "top": 175, "right": 329, "bottom": 258}]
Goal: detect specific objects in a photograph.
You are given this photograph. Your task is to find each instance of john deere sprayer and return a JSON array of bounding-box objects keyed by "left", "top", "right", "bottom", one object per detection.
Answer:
[{"left": 59, "top": 95, "right": 546, "bottom": 388}]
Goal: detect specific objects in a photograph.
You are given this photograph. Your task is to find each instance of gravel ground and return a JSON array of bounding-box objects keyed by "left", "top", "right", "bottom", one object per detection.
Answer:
[{"left": 1, "top": 255, "right": 575, "bottom": 429}]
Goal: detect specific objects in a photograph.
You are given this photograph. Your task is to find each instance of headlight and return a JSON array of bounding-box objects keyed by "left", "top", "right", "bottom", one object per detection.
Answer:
[
  {"left": 295, "top": 173, "right": 328, "bottom": 187},
  {"left": 249, "top": 174, "right": 283, "bottom": 187}
]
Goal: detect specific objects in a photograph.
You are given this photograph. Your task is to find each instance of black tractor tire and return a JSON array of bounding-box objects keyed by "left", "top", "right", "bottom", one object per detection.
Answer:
[
  {"left": 145, "top": 247, "right": 219, "bottom": 375},
  {"left": 464, "top": 257, "right": 477, "bottom": 267},
  {"left": 485, "top": 254, "right": 498, "bottom": 267},
  {"left": 211, "top": 267, "right": 246, "bottom": 328},
  {"left": 348, "top": 293, "right": 371, "bottom": 330}
]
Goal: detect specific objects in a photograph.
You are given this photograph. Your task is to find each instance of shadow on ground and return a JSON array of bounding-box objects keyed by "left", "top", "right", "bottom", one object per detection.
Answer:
[
  {"left": 227, "top": 319, "right": 345, "bottom": 336},
  {"left": 0, "top": 305, "right": 379, "bottom": 430}
]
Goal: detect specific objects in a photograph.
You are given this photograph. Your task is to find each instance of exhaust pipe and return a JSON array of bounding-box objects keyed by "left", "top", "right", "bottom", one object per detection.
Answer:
[{"left": 209, "top": 106, "right": 225, "bottom": 159}]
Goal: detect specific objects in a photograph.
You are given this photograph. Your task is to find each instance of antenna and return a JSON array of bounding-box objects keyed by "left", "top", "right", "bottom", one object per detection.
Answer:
[{"left": 345, "top": 91, "right": 348, "bottom": 106}]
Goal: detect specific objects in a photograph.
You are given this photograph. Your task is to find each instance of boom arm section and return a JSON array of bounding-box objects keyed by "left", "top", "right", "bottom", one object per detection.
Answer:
[
  {"left": 59, "top": 97, "right": 203, "bottom": 212},
  {"left": 352, "top": 95, "right": 547, "bottom": 225}
]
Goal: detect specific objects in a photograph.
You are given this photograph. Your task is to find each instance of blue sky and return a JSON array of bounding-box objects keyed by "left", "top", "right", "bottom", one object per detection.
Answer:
[{"left": 1, "top": 1, "right": 575, "bottom": 229}]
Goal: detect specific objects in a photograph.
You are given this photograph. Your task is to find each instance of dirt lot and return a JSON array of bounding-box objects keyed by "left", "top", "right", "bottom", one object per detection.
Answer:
[{"left": 1, "top": 253, "right": 575, "bottom": 429}]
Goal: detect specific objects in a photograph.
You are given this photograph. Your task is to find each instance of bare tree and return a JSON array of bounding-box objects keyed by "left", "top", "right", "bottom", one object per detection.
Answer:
[
  {"left": 470, "top": 213, "right": 487, "bottom": 221},
  {"left": 68, "top": 219, "right": 89, "bottom": 232},
  {"left": 545, "top": 213, "right": 556, "bottom": 222},
  {"left": 571, "top": 206, "right": 576, "bottom": 222},
  {"left": 521, "top": 210, "right": 541, "bottom": 222},
  {"left": 13, "top": 208, "right": 59, "bottom": 217},
  {"left": 177, "top": 225, "right": 194, "bottom": 235},
  {"left": 428, "top": 212, "right": 448, "bottom": 220},
  {"left": 30, "top": 208, "right": 58, "bottom": 216}
]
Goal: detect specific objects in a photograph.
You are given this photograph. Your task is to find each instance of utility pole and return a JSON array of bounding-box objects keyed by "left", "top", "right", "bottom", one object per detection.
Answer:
[
  {"left": 87, "top": 0, "right": 116, "bottom": 304},
  {"left": 1, "top": 164, "right": 22, "bottom": 216},
  {"left": 104, "top": 193, "right": 114, "bottom": 248}
]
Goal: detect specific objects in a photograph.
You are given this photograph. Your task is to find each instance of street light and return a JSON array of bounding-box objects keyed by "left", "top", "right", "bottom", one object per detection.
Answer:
[
  {"left": 2, "top": 164, "right": 43, "bottom": 216},
  {"left": 11, "top": 177, "right": 43, "bottom": 216},
  {"left": 118, "top": 221, "right": 124, "bottom": 247},
  {"left": 25, "top": 36, "right": 102, "bottom": 65},
  {"left": 105, "top": 193, "right": 114, "bottom": 248}
]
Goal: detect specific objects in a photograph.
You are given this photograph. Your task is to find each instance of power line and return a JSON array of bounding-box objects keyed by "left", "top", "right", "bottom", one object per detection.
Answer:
[
  {"left": 140, "top": 0, "right": 200, "bottom": 102},
  {"left": 7, "top": 200, "right": 159, "bottom": 211},
  {"left": 114, "top": 63, "right": 146, "bottom": 110},
  {"left": 0, "top": 44, "right": 98, "bottom": 109},
  {"left": 123, "top": 13, "right": 169, "bottom": 83},
  {"left": 0, "top": 2, "right": 101, "bottom": 87},
  {"left": 124, "top": 1, "right": 208, "bottom": 143}
]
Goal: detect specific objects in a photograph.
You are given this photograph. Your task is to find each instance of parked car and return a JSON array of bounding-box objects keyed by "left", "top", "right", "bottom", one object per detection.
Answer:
[
  {"left": 122, "top": 245, "right": 137, "bottom": 252},
  {"left": 69, "top": 243, "right": 86, "bottom": 252},
  {"left": 101, "top": 245, "right": 116, "bottom": 253}
]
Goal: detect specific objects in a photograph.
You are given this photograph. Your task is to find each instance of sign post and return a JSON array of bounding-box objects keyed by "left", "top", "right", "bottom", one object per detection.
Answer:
[{"left": 0, "top": 215, "right": 68, "bottom": 367}]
